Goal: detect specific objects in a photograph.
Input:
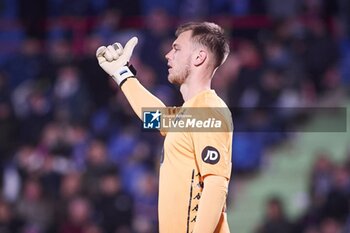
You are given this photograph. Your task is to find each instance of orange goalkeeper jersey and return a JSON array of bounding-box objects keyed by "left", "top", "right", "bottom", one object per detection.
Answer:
[{"left": 158, "top": 90, "right": 233, "bottom": 233}]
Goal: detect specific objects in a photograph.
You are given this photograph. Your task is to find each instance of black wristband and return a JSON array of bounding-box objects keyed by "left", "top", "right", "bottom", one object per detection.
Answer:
[{"left": 119, "top": 63, "right": 137, "bottom": 88}]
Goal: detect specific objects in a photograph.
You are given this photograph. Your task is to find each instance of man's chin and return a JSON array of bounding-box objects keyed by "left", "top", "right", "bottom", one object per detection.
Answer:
[
  {"left": 168, "top": 75, "right": 183, "bottom": 86},
  {"left": 168, "top": 75, "right": 177, "bottom": 85}
]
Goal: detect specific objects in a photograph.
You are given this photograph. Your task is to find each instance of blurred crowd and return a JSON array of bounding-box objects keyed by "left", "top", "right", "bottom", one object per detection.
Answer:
[
  {"left": 0, "top": 0, "right": 350, "bottom": 232},
  {"left": 256, "top": 149, "right": 350, "bottom": 233}
]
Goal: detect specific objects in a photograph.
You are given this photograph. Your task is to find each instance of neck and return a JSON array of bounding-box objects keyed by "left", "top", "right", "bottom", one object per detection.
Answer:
[{"left": 180, "top": 69, "right": 213, "bottom": 102}]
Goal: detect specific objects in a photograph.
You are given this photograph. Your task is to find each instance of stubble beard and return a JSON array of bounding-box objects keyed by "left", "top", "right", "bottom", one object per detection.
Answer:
[{"left": 168, "top": 63, "right": 190, "bottom": 86}]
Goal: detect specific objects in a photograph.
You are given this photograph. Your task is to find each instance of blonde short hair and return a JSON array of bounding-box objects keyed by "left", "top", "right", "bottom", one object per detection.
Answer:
[{"left": 175, "top": 22, "right": 230, "bottom": 68}]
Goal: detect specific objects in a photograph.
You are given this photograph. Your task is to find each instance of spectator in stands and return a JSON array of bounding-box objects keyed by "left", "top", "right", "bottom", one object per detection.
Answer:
[
  {"left": 58, "top": 196, "right": 94, "bottom": 233},
  {"left": 107, "top": 0, "right": 141, "bottom": 20},
  {"left": 56, "top": 171, "right": 83, "bottom": 222},
  {"left": 45, "top": 38, "right": 75, "bottom": 76},
  {"left": 16, "top": 178, "right": 55, "bottom": 233},
  {"left": 0, "top": 71, "right": 18, "bottom": 164},
  {"left": 294, "top": 152, "right": 335, "bottom": 232},
  {"left": 132, "top": 172, "right": 158, "bottom": 233},
  {"left": 19, "top": 89, "right": 53, "bottom": 145},
  {"left": 256, "top": 196, "right": 292, "bottom": 233},
  {"left": 139, "top": 8, "right": 174, "bottom": 85},
  {"left": 309, "top": 153, "right": 334, "bottom": 208},
  {"left": 4, "top": 37, "right": 46, "bottom": 90},
  {"left": 18, "top": 0, "right": 47, "bottom": 39},
  {"left": 302, "top": 16, "right": 339, "bottom": 97},
  {"left": 79, "top": 33, "right": 114, "bottom": 110},
  {"left": 91, "top": 9, "right": 122, "bottom": 45},
  {"left": 228, "top": 39, "right": 263, "bottom": 109},
  {"left": 320, "top": 165, "right": 350, "bottom": 224},
  {"left": 0, "top": 198, "right": 24, "bottom": 233},
  {"left": 95, "top": 170, "right": 134, "bottom": 233},
  {"left": 211, "top": 54, "right": 241, "bottom": 103},
  {"left": 53, "top": 64, "right": 90, "bottom": 123},
  {"left": 65, "top": 123, "right": 91, "bottom": 170},
  {"left": 319, "top": 217, "right": 343, "bottom": 233},
  {"left": 82, "top": 139, "right": 117, "bottom": 200}
]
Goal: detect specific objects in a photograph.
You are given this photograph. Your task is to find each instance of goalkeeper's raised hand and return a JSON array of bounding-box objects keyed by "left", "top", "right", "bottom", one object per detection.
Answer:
[{"left": 96, "top": 37, "right": 138, "bottom": 86}]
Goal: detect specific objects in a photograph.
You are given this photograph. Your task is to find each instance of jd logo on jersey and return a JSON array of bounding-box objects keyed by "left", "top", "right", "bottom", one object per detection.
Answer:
[
  {"left": 143, "top": 110, "right": 161, "bottom": 129},
  {"left": 202, "top": 146, "right": 220, "bottom": 164}
]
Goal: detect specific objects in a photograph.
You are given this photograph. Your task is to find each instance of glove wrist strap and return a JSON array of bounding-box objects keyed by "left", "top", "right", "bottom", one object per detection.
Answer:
[{"left": 112, "top": 64, "right": 136, "bottom": 86}]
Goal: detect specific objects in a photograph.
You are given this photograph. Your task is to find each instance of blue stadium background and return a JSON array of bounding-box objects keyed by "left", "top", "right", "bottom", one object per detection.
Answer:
[{"left": 0, "top": 0, "right": 350, "bottom": 232}]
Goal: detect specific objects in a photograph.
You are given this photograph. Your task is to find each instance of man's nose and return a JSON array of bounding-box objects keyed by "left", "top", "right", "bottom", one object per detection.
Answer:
[{"left": 165, "top": 50, "right": 171, "bottom": 60}]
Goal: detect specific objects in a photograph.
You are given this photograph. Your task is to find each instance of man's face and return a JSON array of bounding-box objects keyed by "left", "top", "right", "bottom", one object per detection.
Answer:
[{"left": 165, "top": 31, "right": 193, "bottom": 85}]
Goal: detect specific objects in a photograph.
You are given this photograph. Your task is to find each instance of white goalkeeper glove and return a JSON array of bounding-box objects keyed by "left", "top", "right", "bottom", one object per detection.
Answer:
[{"left": 96, "top": 37, "right": 138, "bottom": 86}]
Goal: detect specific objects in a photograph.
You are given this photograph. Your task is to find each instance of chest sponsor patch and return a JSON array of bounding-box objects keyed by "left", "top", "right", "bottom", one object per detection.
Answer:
[{"left": 201, "top": 146, "right": 220, "bottom": 164}]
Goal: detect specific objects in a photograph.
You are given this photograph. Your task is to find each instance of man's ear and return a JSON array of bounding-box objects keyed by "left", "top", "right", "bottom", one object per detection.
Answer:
[{"left": 193, "top": 50, "right": 207, "bottom": 66}]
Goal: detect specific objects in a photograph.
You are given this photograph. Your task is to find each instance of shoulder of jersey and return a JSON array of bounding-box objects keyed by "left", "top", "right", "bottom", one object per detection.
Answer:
[{"left": 192, "top": 91, "right": 227, "bottom": 108}]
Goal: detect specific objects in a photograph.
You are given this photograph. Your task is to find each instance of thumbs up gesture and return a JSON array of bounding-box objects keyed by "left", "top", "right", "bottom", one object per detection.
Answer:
[{"left": 96, "top": 37, "right": 138, "bottom": 86}]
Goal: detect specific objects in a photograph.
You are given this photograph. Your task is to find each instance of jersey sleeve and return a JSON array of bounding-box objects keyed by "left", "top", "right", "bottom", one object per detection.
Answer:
[
  {"left": 121, "top": 78, "right": 166, "bottom": 119},
  {"left": 121, "top": 78, "right": 168, "bottom": 136},
  {"left": 192, "top": 108, "right": 233, "bottom": 180}
]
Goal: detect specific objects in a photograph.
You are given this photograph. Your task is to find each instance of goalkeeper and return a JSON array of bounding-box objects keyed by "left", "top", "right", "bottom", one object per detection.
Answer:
[{"left": 96, "top": 22, "right": 233, "bottom": 233}]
